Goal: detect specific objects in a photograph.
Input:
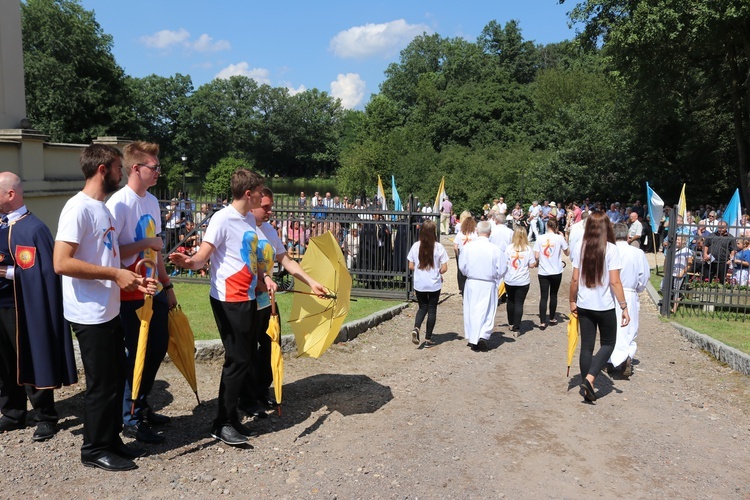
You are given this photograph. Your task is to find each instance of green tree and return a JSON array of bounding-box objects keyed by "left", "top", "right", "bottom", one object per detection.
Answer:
[
  {"left": 202, "top": 155, "right": 255, "bottom": 199},
  {"left": 21, "top": 0, "right": 132, "bottom": 142}
]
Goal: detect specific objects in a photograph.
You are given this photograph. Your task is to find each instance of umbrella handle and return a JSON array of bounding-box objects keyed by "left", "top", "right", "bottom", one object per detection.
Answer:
[
  {"left": 270, "top": 290, "right": 276, "bottom": 315},
  {"left": 135, "top": 258, "right": 158, "bottom": 281}
]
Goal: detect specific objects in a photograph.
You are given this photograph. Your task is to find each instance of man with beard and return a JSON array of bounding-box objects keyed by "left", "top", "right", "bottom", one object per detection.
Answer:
[
  {"left": 54, "top": 144, "right": 158, "bottom": 471},
  {"left": 106, "top": 141, "right": 177, "bottom": 444},
  {"left": 0, "top": 172, "right": 77, "bottom": 442}
]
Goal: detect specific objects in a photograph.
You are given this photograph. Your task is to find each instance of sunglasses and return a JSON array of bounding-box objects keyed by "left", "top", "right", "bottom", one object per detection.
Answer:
[{"left": 137, "top": 163, "right": 161, "bottom": 173}]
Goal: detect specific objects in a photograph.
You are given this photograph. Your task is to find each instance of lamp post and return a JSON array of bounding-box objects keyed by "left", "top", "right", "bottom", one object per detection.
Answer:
[{"left": 180, "top": 155, "right": 187, "bottom": 196}]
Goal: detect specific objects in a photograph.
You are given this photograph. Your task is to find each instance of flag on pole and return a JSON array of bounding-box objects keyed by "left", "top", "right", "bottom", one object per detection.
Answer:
[
  {"left": 722, "top": 188, "right": 742, "bottom": 236},
  {"left": 432, "top": 176, "right": 447, "bottom": 213},
  {"left": 391, "top": 175, "right": 403, "bottom": 211},
  {"left": 376, "top": 175, "right": 387, "bottom": 210},
  {"left": 677, "top": 184, "right": 687, "bottom": 218},
  {"left": 646, "top": 182, "right": 664, "bottom": 233}
]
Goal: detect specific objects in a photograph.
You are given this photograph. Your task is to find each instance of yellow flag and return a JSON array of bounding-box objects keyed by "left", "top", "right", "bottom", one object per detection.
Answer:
[
  {"left": 433, "top": 176, "right": 446, "bottom": 213},
  {"left": 677, "top": 184, "right": 686, "bottom": 218}
]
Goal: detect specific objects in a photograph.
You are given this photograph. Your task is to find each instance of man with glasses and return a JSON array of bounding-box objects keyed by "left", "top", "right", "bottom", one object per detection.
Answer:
[
  {"left": 106, "top": 141, "right": 177, "bottom": 445},
  {"left": 703, "top": 221, "right": 736, "bottom": 284}
]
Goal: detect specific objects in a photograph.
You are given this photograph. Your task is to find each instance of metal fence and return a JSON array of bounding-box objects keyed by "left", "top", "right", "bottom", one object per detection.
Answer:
[
  {"left": 660, "top": 209, "right": 750, "bottom": 320},
  {"left": 155, "top": 192, "right": 438, "bottom": 300}
]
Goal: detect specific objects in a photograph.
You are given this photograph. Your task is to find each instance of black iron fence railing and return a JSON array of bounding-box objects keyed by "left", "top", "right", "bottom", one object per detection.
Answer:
[
  {"left": 660, "top": 208, "right": 750, "bottom": 320},
  {"left": 155, "top": 193, "right": 441, "bottom": 300}
]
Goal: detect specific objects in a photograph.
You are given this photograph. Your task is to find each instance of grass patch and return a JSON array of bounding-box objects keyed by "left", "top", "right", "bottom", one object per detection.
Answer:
[
  {"left": 649, "top": 270, "right": 750, "bottom": 356},
  {"left": 174, "top": 282, "right": 401, "bottom": 340}
]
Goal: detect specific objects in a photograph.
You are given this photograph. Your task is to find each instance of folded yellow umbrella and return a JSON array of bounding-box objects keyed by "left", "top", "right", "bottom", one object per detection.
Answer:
[
  {"left": 566, "top": 313, "right": 580, "bottom": 377},
  {"left": 168, "top": 305, "right": 200, "bottom": 405},
  {"left": 266, "top": 293, "right": 283, "bottom": 415},
  {"left": 131, "top": 258, "right": 156, "bottom": 415},
  {"left": 497, "top": 280, "right": 506, "bottom": 298}
]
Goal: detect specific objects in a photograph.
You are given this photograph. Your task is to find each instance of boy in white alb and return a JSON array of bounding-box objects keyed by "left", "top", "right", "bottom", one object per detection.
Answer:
[
  {"left": 54, "top": 144, "right": 157, "bottom": 472},
  {"left": 169, "top": 168, "right": 271, "bottom": 446}
]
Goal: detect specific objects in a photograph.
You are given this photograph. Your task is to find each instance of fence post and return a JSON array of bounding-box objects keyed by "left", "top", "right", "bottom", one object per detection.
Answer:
[{"left": 660, "top": 205, "right": 677, "bottom": 316}]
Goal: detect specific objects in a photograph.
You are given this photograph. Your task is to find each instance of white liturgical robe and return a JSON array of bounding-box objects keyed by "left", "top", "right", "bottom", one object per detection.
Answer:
[
  {"left": 459, "top": 236, "right": 507, "bottom": 345},
  {"left": 610, "top": 241, "right": 650, "bottom": 366}
]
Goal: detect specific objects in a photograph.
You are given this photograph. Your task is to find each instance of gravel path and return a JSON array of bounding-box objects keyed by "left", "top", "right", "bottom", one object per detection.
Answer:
[{"left": 1, "top": 236, "right": 749, "bottom": 498}]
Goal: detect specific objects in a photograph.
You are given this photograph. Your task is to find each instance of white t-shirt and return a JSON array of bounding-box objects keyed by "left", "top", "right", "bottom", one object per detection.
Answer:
[
  {"left": 202, "top": 205, "right": 259, "bottom": 302},
  {"left": 106, "top": 185, "right": 162, "bottom": 273},
  {"left": 673, "top": 246, "right": 692, "bottom": 278},
  {"left": 455, "top": 230, "right": 478, "bottom": 253},
  {"left": 255, "top": 221, "right": 287, "bottom": 308},
  {"left": 56, "top": 192, "right": 121, "bottom": 324},
  {"left": 534, "top": 232, "right": 568, "bottom": 276},
  {"left": 408, "top": 241, "right": 448, "bottom": 292},
  {"left": 573, "top": 241, "right": 623, "bottom": 311},
  {"left": 504, "top": 246, "right": 535, "bottom": 286}
]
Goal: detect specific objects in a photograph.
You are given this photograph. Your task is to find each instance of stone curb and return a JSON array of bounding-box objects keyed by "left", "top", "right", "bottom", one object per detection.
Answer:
[
  {"left": 73, "top": 302, "right": 410, "bottom": 367},
  {"left": 645, "top": 281, "right": 750, "bottom": 376}
]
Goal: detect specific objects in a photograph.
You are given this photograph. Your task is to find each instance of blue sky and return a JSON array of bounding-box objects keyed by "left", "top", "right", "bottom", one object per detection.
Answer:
[{"left": 80, "top": 0, "right": 578, "bottom": 109}]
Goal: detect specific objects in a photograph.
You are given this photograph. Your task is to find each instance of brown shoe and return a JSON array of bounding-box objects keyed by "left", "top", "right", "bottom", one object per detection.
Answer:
[{"left": 622, "top": 357, "right": 633, "bottom": 378}]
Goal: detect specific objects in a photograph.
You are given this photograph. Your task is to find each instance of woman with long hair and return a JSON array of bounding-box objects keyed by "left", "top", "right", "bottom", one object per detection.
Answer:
[
  {"left": 454, "top": 211, "right": 477, "bottom": 295},
  {"left": 534, "top": 219, "right": 569, "bottom": 329},
  {"left": 407, "top": 220, "right": 448, "bottom": 346},
  {"left": 504, "top": 227, "right": 537, "bottom": 335},
  {"left": 569, "top": 211, "right": 630, "bottom": 402}
]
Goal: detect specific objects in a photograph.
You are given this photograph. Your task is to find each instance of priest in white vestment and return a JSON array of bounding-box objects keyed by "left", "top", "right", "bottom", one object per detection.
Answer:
[
  {"left": 609, "top": 223, "right": 650, "bottom": 376},
  {"left": 459, "top": 221, "right": 507, "bottom": 351}
]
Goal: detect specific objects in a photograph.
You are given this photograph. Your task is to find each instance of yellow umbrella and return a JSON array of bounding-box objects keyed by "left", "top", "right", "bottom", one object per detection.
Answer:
[
  {"left": 266, "top": 292, "right": 283, "bottom": 415},
  {"left": 497, "top": 280, "right": 506, "bottom": 298},
  {"left": 288, "top": 231, "right": 352, "bottom": 358},
  {"left": 131, "top": 258, "right": 156, "bottom": 415},
  {"left": 167, "top": 305, "right": 200, "bottom": 405},
  {"left": 566, "top": 314, "right": 580, "bottom": 377}
]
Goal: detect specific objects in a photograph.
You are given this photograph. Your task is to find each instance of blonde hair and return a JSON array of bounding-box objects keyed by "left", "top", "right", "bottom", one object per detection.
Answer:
[{"left": 511, "top": 227, "right": 530, "bottom": 252}]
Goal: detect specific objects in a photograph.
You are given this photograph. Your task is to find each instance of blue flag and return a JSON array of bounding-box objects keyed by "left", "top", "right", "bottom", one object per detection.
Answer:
[
  {"left": 391, "top": 175, "right": 403, "bottom": 211},
  {"left": 645, "top": 182, "right": 664, "bottom": 233},
  {"left": 722, "top": 188, "right": 742, "bottom": 236}
]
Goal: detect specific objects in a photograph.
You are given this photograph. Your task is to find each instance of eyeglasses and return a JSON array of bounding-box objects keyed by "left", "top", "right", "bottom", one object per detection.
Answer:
[{"left": 136, "top": 164, "right": 161, "bottom": 173}]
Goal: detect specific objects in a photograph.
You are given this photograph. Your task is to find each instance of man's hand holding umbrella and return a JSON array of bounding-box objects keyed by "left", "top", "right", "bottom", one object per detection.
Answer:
[{"left": 115, "top": 268, "right": 158, "bottom": 295}]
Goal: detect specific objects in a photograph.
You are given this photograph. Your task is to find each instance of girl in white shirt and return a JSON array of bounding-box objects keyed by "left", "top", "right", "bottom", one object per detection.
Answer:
[
  {"left": 407, "top": 220, "right": 448, "bottom": 346},
  {"left": 504, "top": 227, "right": 537, "bottom": 335},
  {"left": 569, "top": 212, "right": 630, "bottom": 403},
  {"left": 533, "top": 219, "right": 569, "bottom": 329},
  {"left": 454, "top": 211, "right": 478, "bottom": 295}
]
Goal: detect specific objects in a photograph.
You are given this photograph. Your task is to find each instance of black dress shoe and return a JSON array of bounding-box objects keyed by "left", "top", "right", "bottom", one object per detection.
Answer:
[
  {"left": 81, "top": 452, "right": 137, "bottom": 472},
  {"left": 211, "top": 425, "right": 249, "bottom": 446},
  {"left": 123, "top": 422, "right": 165, "bottom": 444},
  {"left": 257, "top": 397, "right": 277, "bottom": 410},
  {"left": 32, "top": 421, "right": 56, "bottom": 442},
  {"left": 476, "top": 339, "right": 489, "bottom": 352},
  {"left": 112, "top": 441, "right": 147, "bottom": 459},
  {"left": 238, "top": 402, "right": 268, "bottom": 419},
  {"left": 232, "top": 421, "right": 258, "bottom": 437},
  {"left": 145, "top": 408, "right": 171, "bottom": 425},
  {"left": 0, "top": 417, "right": 25, "bottom": 433}
]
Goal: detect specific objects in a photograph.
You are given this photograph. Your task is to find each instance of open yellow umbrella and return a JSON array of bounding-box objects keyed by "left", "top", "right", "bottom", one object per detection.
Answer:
[
  {"left": 167, "top": 305, "right": 200, "bottom": 405},
  {"left": 266, "top": 292, "right": 283, "bottom": 415},
  {"left": 566, "top": 313, "right": 580, "bottom": 377},
  {"left": 131, "top": 258, "right": 156, "bottom": 415},
  {"left": 288, "top": 231, "right": 352, "bottom": 358}
]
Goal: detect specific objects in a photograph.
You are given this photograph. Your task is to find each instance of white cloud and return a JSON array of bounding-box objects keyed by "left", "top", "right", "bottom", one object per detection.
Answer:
[
  {"left": 283, "top": 83, "right": 307, "bottom": 96},
  {"left": 330, "top": 73, "right": 366, "bottom": 109},
  {"left": 215, "top": 63, "right": 271, "bottom": 85},
  {"left": 329, "top": 19, "right": 430, "bottom": 59},
  {"left": 139, "top": 29, "right": 229, "bottom": 53},
  {"left": 139, "top": 29, "right": 190, "bottom": 49},
  {"left": 192, "top": 34, "right": 231, "bottom": 53}
]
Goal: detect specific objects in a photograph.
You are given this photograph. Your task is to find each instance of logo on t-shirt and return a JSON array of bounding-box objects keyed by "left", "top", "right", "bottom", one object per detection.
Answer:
[
  {"left": 543, "top": 240, "right": 554, "bottom": 258},
  {"left": 102, "top": 217, "right": 117, "bottom": 257},
  {"left": 240, "top": 229, "right": 259, "bottom": 297},
  {"left": 135, "top": 214, "right": 158, "bottom": 275}
]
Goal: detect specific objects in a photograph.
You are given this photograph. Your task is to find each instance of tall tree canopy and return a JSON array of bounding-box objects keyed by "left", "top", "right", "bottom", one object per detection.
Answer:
[{"left": 21, "top": 0, "right": 132, "bottom": 143}]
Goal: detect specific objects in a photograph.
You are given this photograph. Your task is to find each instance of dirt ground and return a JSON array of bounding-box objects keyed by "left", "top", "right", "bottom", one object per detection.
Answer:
[{"left": 2, "top": 237, "right": 750, "bottom": 498}]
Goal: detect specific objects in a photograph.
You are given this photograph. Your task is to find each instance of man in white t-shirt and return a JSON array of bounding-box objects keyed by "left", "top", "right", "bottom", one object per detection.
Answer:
[
  {"left": 627, "top": 211, "right": 643, "bottom": 248},
  {"left": 169, "top": 168, "right": 272, "bottom": 447},
  {"left": 241, "top": 188, "right": 327, "bottom": 415},
  {"left": 54, "top": 144, "right": 157, "bottom": 472},
  {"left": 107, "top": 141, "right": 178, "bottom": 445},
  {"left": 527, "top": 200, "right": 542, "bottom": 242}
]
